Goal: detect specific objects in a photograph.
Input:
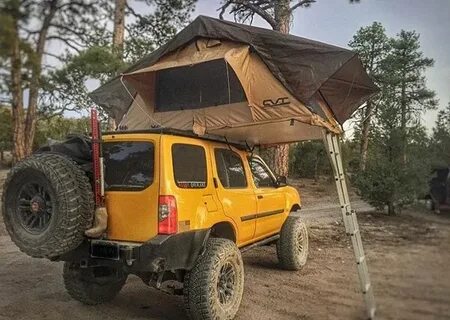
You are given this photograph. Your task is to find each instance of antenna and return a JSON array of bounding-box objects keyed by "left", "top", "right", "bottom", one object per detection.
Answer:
[
  {"left": 224, "top": 136, "right": 233, "bottom": 152},
  {"left": 245, "top": 140, "right": 255, "bottom": 158}
]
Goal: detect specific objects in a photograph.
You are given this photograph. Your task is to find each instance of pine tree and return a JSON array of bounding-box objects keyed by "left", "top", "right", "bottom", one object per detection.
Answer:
[
  {"left": 430, "top": 101, "right": 450, "bottom": 167},
  {"left": 41, "top": 0, "right": 196, "bottom": 120},
  {"left": 355, "top": 29, "right": 437, "bottom": 215},
  {"left": 0, "top": 0, "right": 110, "bottom": 161},
  {"left": 349, "top": 22, "right": 390, "bottom": 171},
  {"left": 381, "top": 30, "right": 437, "bottom": 164}
]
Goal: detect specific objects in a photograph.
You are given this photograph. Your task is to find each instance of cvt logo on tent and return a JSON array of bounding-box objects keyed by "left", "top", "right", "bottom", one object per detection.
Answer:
[{"left": 263, "top": 97, "right": 290, "bottom": 108}]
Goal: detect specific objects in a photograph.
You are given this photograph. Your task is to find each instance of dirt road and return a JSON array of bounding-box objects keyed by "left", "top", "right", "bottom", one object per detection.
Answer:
[{"left": 1, "top": 171, "right": 449, "bottom": 320}]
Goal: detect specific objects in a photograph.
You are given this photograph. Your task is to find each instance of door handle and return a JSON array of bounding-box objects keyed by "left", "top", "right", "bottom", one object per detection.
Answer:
[{"left": 257, "top": 195, "right": 263, "bottom": 199}]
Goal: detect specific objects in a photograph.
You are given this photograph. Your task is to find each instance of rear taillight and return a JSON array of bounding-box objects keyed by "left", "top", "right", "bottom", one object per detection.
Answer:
[{"left": 158, "top": 195, "right": 178, "bottom": 234}]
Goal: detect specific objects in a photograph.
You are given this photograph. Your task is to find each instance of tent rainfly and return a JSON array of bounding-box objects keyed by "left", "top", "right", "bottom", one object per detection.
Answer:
[{"left": 90, "top": 15, "right": 378, "bottom": 145}]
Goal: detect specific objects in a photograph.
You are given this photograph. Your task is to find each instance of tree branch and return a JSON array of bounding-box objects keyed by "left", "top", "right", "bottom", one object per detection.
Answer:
[
  {"left": 290, "top": 0, "right": 316, "bottom": 13},
  {"left": 46, "top": 36, "right": 81, "bottom": 53},
  {"left": 43, "top": 51, "right": 67, "bottom": 62},
  {"left": 126, "top": 2, "right": 144, "bottom": 20},
  {"left": 219, "top": 0, "right": 277, "bottom": 29}
]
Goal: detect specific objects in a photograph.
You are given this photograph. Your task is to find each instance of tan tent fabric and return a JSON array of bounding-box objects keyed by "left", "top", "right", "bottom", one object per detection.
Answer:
[
  {"left": 127, "top": 39, "right": 244, "bottom": 75},
  {"left": 209, "top": 119, "right": 325, "bottom": 145},
  {"left": 119, "top": 37, "right": 341, "bottom": 143},
  {"left": 90, "top": 16, "right": 378, "bottom": 133}
]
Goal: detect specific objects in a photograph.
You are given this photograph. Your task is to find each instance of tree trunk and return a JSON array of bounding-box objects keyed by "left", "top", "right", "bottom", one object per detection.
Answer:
[
  {"left": 24, "top": 0, "right": 58, "bottom": 156},
  {"left": 109, "top": 0, "right": 126, "bottom": 130},
  {"left": 387, "top": 202, "right": 396, "bottom": 215},
  {"left": 400, "top": 83, "right": 407, "bottom": 165},
  {"left": 273, "top": 144, "right": 290, "bottom": 177},
  {"left": 314, "top": 151, "right": 319, "bottom": 182},
  {"left": 274, "top": 0, "right": 291, "bottom": 33},
  {"left": 359, "top": 101, "right": 373, "bottom": 171},
  {"left": 271, "top": 0, "right": 291, "bottom": 176},
  {"left": 10, "top": 15, "right": 26, "bottom": 163},
  {"left": 113, "top": 0, "right": 126, "bottom": 59}
]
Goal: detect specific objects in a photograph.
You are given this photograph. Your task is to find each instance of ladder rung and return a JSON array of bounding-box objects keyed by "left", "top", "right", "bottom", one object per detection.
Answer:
[
  {"left": 363, "top": 282, "right": 371, "bottom": 293},
  {"left": 357, "top": 255, "right": 366, "bottom": 264},
  {"left": 368, "top": 306, "right": 376, "bottom": 319}
]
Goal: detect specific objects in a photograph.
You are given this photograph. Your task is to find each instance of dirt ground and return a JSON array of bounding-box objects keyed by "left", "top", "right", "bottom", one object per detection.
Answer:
[{"left": 1, "top": 170, "right": 449, "bottom": 320}]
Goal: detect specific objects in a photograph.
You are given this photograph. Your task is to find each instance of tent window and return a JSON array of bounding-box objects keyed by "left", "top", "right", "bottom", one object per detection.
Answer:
[{"left": 155, "top": 59, "right": 246, "bottom": 112}]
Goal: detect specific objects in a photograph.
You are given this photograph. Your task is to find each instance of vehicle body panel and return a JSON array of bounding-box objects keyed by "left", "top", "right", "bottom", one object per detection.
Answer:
[
  {"left": 101, "top": 132, "right": 301, "bottom": 249},
  {"left": 209, "top": 143, "right": 257, "bottom": 246},
  {"left": 103, "top": 133, "right": 160, "bottom": 242}
]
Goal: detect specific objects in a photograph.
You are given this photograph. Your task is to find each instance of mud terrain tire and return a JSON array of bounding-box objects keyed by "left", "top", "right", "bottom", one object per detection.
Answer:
[
  {"left": 2, "top": 153, "right": 94, "bottom": 258},
  {"left": 184, "top": 238, "right": 244, "bottom": 320},
  {"left": 63, "top": 262, "right": 127, "bottom": 305},
  {"left": 277, "top": 216, "right": 309, "bottom": 270}
]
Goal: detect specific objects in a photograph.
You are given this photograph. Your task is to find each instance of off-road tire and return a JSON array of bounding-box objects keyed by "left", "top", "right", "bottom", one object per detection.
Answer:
[
  {"left": 63, "top": 262, "right": 127, "bottom": 305},
  {"left": 277, "top": 216, "right": 309, "bottom": 270},
  {"left": 2, "top": 153, "right": 94, "bottom": 258},
  {"left": 183, "top": 238, "right": 244, "bottom": 320}
]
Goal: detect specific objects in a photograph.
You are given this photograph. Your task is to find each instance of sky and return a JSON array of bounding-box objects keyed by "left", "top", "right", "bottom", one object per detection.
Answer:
[{"left": 190, "top": 0, "right": 450, "bottom": 132}]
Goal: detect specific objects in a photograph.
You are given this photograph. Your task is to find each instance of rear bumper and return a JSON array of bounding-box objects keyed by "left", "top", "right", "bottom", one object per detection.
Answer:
[{"left": 59, "top": 229, "right": 210, "bottom": 272}]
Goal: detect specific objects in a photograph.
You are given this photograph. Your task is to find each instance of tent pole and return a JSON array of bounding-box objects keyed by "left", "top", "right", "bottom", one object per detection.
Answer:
[{"left": 323, "top": 131, "right": 376, "bottom": 320}]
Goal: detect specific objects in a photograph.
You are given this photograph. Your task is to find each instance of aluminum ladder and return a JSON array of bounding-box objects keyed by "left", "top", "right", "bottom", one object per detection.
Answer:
[{"left": 324, "top": 132, "right": 376, "bottom": 320}]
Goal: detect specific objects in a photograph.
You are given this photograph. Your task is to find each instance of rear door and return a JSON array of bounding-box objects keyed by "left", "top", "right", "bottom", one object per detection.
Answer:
[
  {"left": 212, "top": 147, "right": 257, "bottom": 245},
  {"left": 103, "top": 136, "right": 159, "bottom": 242},
  {"left": 248, "top": 157, "right": 286, "bottom": 239},
  {"left": 161, "top": 135, "right": 220, "bottom": 233}
]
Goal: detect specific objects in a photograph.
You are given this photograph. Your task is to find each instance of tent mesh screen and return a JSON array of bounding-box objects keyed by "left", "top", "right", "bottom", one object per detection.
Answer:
[{"left": 155, "top": 59, "right": 246, "bottom": 111}]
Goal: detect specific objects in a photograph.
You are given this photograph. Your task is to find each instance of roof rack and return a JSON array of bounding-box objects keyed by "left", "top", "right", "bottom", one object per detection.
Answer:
[{"left": 103, "top": 128, "right": 249, "bottom": 150}]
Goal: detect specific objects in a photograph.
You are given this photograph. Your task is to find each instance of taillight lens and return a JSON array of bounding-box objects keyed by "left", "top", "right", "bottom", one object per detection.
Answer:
[{"left": 158, "top": 195, "right": 178, "bottom": 234}]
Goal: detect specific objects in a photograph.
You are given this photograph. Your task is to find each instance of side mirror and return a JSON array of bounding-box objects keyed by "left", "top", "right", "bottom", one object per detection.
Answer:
[{"left": 276, "top": 175, "right": 287, "bottom": 187}]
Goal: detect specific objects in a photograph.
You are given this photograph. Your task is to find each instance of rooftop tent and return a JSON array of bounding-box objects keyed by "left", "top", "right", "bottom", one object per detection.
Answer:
[{"left": 90, "top": 15, "right": 378, "bottom": 145}]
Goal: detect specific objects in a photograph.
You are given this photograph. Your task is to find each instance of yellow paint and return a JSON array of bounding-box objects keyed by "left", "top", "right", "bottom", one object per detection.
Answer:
[
  {"left": 103, "top": 134, "right": 160, "bottom": 242},
  {"left": 102, "top": 132, "right": 301, "bottom": 246}
]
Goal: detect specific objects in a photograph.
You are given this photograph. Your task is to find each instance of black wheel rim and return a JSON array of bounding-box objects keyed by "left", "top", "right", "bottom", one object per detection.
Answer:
[
  {"left": 16, "top": 182, "right": 53, "bottom": 234},
  {"left": 217, "top": 261, "right": 236, "bottom": 305}
]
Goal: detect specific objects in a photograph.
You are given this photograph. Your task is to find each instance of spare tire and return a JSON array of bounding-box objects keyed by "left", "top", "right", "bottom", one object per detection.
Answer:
[{"left": 2, "top": 153, "right": 94, "bottom": 258}]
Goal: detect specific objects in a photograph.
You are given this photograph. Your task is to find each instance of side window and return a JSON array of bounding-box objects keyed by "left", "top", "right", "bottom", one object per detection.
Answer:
[
  {"left": 172, "top": 144, "right": 207, "bottom": 188},
  {"left": 249, "top": 158, "right": 276, "bottom": 188},
  {"left": 214, "top": 149, "right": 247, "bottom": 188}
]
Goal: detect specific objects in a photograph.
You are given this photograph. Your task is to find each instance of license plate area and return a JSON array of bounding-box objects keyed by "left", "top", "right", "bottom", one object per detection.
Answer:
[{"left": 90, "top": 241, "right": 120, "bottom": 260}]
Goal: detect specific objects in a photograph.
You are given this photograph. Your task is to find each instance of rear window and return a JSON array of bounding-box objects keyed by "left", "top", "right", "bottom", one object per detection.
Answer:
[
  {"left": 103, "top": 141, "right": 154, "bottom": 191},
  {"left": 214, "top": 149, "right": 247, "bottom": 189},
  {"left": 172, "top": 144, "right": 207, "bottom": 188}
]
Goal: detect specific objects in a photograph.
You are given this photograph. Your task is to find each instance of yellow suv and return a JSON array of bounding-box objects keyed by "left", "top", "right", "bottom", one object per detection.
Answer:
[{"left": 2, "top": 129, "right": 308, "bottom": 320}]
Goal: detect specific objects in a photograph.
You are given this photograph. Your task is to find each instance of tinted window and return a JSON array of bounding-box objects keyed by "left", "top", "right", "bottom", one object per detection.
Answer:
[
  {"left": 155, "top": 59, "right": 246, "bottom": 111},
  {"left": 172, "top": 144, "right": 207, "bottom": 188},
  {"left": 104, "top": 142, "right": 154, "bottom": 191},
  {"left": 249, "top": 158, "right": 276, "bottom": 188},
  {"left": 215, "top": 149, "right": 247, "bottom": 188}
]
